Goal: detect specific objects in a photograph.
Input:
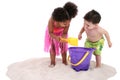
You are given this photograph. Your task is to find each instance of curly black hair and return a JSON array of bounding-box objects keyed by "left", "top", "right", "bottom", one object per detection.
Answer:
[
  {"left": 84, "top": 10, "right": 101, "bottom": 24},
  {"left": 63, "top": 2, "right": 78, "bottom": 19},
  {"left": 52, "top": 2, "right": 78, "bottom": 22},
  {"left": 52, "top": 7, "right": 70, "bottom": 22}
]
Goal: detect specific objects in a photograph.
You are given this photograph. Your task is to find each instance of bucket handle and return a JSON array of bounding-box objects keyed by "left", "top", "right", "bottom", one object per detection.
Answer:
[{"left": 68, "top": 51, "right": 89, "bottom": 66}]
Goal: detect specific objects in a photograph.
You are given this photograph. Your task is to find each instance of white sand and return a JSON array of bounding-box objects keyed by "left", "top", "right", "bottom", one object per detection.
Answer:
[{"left": 6, "top": 58, "right": 116, "bottom": 80}]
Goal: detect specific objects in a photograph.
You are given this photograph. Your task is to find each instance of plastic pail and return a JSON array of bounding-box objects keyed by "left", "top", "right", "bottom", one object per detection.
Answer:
[{"left": 68, "top": 47, "right": 95, "bottom": 71}]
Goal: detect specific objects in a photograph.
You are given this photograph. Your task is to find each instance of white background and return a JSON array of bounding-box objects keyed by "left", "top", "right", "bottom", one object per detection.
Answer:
[{"left": 0, "top": 0, "right": 120, "bottom": 80}]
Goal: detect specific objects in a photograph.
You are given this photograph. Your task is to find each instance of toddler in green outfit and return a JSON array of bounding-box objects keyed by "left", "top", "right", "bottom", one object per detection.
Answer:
[{"left": 78, "top": 10, "right": 112, "bottom": 68}]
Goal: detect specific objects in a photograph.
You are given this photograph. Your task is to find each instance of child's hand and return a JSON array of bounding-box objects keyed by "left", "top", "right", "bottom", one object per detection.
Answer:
[
  {"left": 56, "top": 36, "right": 61, "bottom": 42},
  {"left": 108, "top": 41, "right": 112, "bottom": 48},
  {"left": 60, "top": 37, "right": 68, "bottom": 43},
  {"left": 78, "top": 34, "right": 82, "bottom": 40}
]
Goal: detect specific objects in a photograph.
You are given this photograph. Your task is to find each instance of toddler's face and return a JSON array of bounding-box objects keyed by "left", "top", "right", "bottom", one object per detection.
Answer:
[
  {"left": 84, "top": 20, "right": 96, "bottom": 29},
  {"left": 58, "top": 20, "right": 70, "bottom": 27}
]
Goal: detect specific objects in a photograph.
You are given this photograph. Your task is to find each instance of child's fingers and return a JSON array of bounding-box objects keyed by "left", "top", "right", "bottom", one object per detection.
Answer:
[{"left": 60, "top": 37, "right": 68, "bottom": 42}]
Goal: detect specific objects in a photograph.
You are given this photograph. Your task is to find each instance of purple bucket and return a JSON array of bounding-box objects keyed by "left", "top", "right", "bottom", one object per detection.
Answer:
[{"left": 68, "top": 47, "right": 95, "bottom": 71}]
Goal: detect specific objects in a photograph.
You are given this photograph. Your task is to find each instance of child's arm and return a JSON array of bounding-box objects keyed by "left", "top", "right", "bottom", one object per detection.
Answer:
[
  {"left": 102, "top": 28, "right": 112, "bottom": 47},
  {"left": 48, "top": 18, "right": 60, "bottom": 41},
  {"left": 60, "top": 24, "right": 70, "bottom": 42},
  {"left": 62, "top": 24, "right": 70, "bottom": 38},
  {"left": 78, "top": 26, "right": 85, "bottom": 40}
]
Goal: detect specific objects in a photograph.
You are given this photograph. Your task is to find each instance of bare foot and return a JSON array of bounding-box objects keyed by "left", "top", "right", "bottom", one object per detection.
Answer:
[
  {"left": 62, "top": 61, "right": 68, "bottom": 65},
  {"left": 95, "top": 65, "right": 101, "bottom": 68},
  {"left": 49, "top": 64, "right": 55, "bottom": 68}
]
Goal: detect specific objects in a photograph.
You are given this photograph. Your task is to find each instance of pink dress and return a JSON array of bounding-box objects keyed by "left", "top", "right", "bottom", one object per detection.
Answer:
[{"left": 44, "top": 25, "right": 68, "bottom": 56}]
